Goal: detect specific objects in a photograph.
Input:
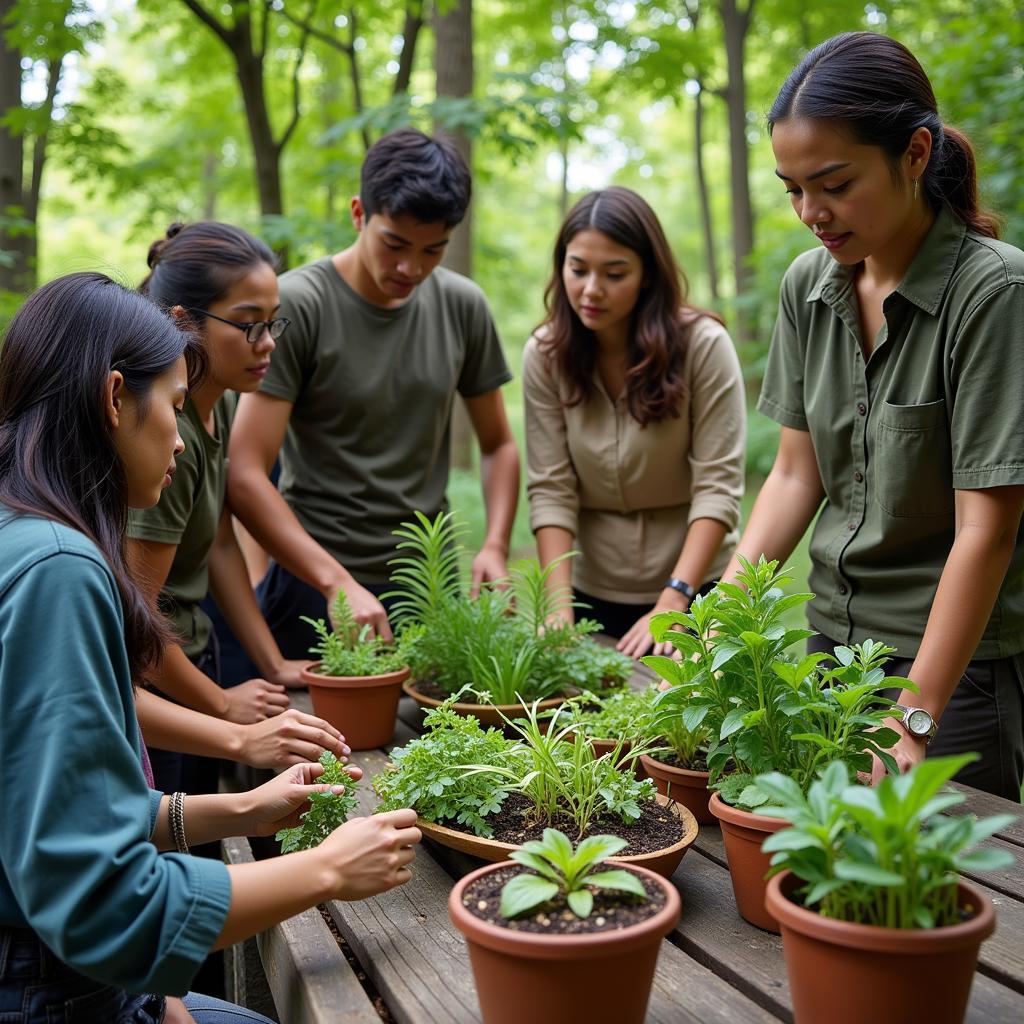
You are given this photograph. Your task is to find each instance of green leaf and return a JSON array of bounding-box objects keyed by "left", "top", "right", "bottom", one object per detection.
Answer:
[
  {"left": 500, "top": 874, "right": 559, "bottom": 918},
  {"left": 833, "top": 862, "right": 905, "bottom": 886},
  {"left": 571, "top": 834, "right": 627, "bottom": 872},
  {"left": 567, "top": 888, "right": 594, "bottom": 918},
  {"left": 587, "top": 869, "right": 646, "bottom": 897}
]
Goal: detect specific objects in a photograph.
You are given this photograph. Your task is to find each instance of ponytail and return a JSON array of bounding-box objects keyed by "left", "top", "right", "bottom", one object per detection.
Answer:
[{"left": 929, "top": 125, "right": 1000, "bottom": 239}]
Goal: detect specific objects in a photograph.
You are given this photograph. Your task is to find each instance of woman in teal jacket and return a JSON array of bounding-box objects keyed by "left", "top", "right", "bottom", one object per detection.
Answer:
[{"left": 0, "top": 273, "right": 420, "bottom": 1023}]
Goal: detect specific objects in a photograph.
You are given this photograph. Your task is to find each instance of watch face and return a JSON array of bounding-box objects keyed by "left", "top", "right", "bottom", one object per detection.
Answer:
[{"left": 906, "top": 709, "right": 932, "bottom": 736}]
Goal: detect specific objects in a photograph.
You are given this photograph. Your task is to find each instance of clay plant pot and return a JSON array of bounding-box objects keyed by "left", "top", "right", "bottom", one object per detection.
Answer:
[
  {"left": 302, "top": 662, "right": 409, "bottom": 750},
  {"left": 417, "top": 794, "right": 698, "bottom": 879},
  {"left": 638, "top": 754, "right": 713, "bottom": 824},
  {"left": 708, "top": 790, "right": 789, "bottom": 932},
  {"left": 449, "top": 860, "right": 681, "bottom": 1024},
  {"left": 766, "top": 872, "right": 995, "bottom": 1024},
  {"left": 402, "top": 679, "right": 575, "bottom": 730}
]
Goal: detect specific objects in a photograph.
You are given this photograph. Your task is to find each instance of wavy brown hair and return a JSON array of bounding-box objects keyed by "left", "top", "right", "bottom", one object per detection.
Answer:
[{"left": 537, "top": 187, "right": 720, "bottom": 426}]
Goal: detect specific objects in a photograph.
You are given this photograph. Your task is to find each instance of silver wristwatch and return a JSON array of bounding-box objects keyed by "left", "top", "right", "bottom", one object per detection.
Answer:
[{"left": 895, "top": 705, "right": 937, "bottom": 743}]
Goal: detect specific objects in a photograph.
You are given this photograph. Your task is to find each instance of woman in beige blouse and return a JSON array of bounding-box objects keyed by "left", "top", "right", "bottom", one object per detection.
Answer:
[{"left": 524, "top": 186, "right": 746, "bottom": 658}]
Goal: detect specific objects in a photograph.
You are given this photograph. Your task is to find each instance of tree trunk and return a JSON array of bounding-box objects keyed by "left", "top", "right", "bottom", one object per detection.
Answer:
[
  {"left": 393, "top": 1, "right": 423, "bottom": 96},
  {"left": 434, "top": 0, "right": 475, "bottom": 471},
  {"left": 718, "top": 0, "right": 755, "bottom": 333},
  {"left": 0, "top": 0, "right": 29, "bottom": 292},
  {"left": 234, "top": 50, "right": 284, "bottom": 218},
  {"left": 693, "top": 81, "right": 719, "bottom": 301}
]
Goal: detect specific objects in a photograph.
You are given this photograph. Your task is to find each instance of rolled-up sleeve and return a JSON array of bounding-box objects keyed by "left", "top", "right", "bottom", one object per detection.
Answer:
[
  {"left": 523, "top": 336, "right": 580, "bottom": 536},
  {"left": 0, "top": 547, "right": 231, "bottom": 996},
  {"left": 758, "top": 260, "right": 811, "bottom": 431},
  {"left": 686, "top": 320, "right": 746, "bottom": 530}
]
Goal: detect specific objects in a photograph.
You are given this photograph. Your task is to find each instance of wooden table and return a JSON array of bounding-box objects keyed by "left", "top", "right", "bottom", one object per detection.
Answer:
[{"left": 226, "top": 688, "right": 1024, "bottom": 1024}]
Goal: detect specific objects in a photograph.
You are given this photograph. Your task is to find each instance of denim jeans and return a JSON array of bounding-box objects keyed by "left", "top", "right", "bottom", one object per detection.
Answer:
[{"left": 0, "top": 927, "right": 275, "bottom": 1023}]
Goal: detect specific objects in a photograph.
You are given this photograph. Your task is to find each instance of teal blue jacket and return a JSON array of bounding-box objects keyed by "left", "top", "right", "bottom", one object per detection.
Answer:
[{"left": 0, "top": 511, "right": 232, "bottom": 995}]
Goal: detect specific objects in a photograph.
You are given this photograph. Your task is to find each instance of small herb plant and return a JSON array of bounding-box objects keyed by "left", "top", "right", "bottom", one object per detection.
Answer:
[
  {"left": 500, "top": 828, "right": 646, "bottom": 920},
  {"left": 648, "top": 556, "right": 908, "bottom": 810},
  {"left": 384, "top": 511, "right": 631, "bottom": 703},
  {"left": 459, "top": 697, "right": 661, "bottom": 840},
  {"left": 303, "top": 590, "right": 409, "bottom": 677},
  {"left": 759, "top": 756, "right": 1016, "bottom": 929},
  {"left": 276, "top": 751, "right": 359, "bottom": 853},
  {"left": 373, "top": 694, "right": 516, "bottom": 837},
  {"left": 569, "top": 686, "right": 660, "bottom": 743}
]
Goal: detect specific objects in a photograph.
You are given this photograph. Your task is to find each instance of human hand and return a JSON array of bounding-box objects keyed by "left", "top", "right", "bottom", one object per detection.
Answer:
[
  {"left": 246, "top": 761, "right": 364, "bottom": 837},
  {"left": 616, "top": 598, "right": 689, "bottom": 659},
  {"left": 470, "top": 540, "right": 509, "bottom": 598},
  {"left": 331, "top": 579, "right": 393, "bottom": 643},
  {"left": 162, "top": 997, "right": 197, "bottom": 1024},
  {"left": 317, "top": 808, "right": 421, "bottom": 900},
  {"left": 268, "top": 658, "right": 312, "bottom": 689},
  {"left": 223, "top": 678, "right": 291, "bottom": 724},
  {"left": 238, "top": 708, "right": 348, "bottom": 769},
  {"left": 870, "top": 717, "right": 926, "bottom": 785}
]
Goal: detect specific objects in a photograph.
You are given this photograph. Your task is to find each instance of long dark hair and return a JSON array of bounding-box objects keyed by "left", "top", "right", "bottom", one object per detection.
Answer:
[
  {"left": 537, "top": 187, "right": 719, "bottom": 427},
  {"left": 0, "top": 272, "right": 205, "bottom": 681},
  {"left": 140, "top": 221, "right": 278, "bottom": 321},
  {"left": 768, "top": 32, "right": 999, "bottom": 239}
]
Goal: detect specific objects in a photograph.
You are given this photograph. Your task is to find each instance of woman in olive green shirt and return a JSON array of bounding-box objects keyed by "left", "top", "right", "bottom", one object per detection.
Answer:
[
  {"left": 729, "top": 32, "right": 1024, "bottom": 799},
  {"left": 526, "top": 187, "right": 746, "bottom": 658}
]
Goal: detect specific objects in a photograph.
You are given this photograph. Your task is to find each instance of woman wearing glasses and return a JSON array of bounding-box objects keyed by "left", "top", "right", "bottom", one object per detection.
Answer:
[{"left": 129, "top": 222, "right": 321, "bottom": 799}]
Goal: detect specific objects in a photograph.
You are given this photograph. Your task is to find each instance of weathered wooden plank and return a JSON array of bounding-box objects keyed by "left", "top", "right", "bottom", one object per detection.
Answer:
[
  {"left": 223, "top": 836, "right": 379, "bottom": 1024},
  {"left": 952, "top": 783, "right": 1024, "bottom": 848}
]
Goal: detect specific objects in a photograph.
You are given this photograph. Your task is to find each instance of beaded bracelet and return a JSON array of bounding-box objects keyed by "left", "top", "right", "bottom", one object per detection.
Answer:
[{"left": 169, "top": 791, "right": 189, "bottom": 855}]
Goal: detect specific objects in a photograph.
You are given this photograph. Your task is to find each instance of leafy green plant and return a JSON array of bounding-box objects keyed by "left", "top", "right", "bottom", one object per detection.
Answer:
[
  {"left": 302, "top": 590, "right": 410, "bottom": 678},
  {"left": 383, "top": 511, "right": 629, "bottom": 702},
  {"left": 500, "top": 828, "right": 646, "bottom": 920},
  {"left": 372, "top": 693, "right": 519, "bottom": 837},
  {"left": 648, "top": 556, "right": 907, "bottom": 810},
  {"left": 759, "top": 756, "right": 1016, "bottom": 929},
  {"left": 569, "top": 686, "right": 660, "bottom": 742},
  {"left": 459, "top": 697, "right": 660, "bottom": 840},
  {"left": 276, "top": 752, "right": 359, "bottom": 852}
]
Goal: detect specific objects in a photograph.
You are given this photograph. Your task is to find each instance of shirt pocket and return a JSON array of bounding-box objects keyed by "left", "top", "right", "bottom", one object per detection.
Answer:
[{"left": 874, "top": 399, "right": 954, "bottom": 518}]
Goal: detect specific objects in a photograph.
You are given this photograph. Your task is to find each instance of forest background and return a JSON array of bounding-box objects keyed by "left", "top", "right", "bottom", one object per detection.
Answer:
[{"left": 1, "top": 0, "right": 1022, "bottom": 585}]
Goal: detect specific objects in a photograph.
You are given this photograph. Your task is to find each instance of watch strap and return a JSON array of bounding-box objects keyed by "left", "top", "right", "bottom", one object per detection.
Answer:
[{"left": 664, "top": 577, "right": 695, "bottom": 600}]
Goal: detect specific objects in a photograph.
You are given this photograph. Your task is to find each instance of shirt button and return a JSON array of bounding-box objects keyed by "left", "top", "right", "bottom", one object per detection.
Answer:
[
  {"left": 838, "top": 584, "right": 848, "bottom": 595},
  {"left": 854, "top": 471, "right": 864, "bottom": 483},
  {"left": 848, "top": 522, "right": 857, "bottom": 531},
  {"left": 857, "top": 402, "right": 867, "bottom": 416}
]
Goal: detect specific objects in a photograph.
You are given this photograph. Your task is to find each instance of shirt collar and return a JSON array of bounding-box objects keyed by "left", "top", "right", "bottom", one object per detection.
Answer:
[{"left": 803, "top": 205, "right": 967, "bottom": 314}]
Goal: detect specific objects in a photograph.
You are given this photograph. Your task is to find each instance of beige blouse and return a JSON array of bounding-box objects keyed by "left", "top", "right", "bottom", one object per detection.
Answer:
[{"left": 523, "top": 315, "right": 746, "bottom": 603}]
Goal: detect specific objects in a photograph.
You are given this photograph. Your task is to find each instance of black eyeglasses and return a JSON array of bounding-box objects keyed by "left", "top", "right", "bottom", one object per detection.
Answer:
[{"left": 188, "top": 308, "right": 291, "bottom": 345}]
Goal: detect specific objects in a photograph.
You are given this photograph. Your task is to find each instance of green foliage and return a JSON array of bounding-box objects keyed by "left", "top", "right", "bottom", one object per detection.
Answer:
[
  {"left": 759, "top": 757, "right": 1016, "bottom": 929},
  {"left": 275, "top": 752, "right": 359, "bottom": 853},
  {"left": 385, "top": 512, "right": 630, "bottom": 702},
  {"left": 372, "top": 695, "right": 515, "bottom": 837},
  {"left": 459, "top": 696, "right": 660, "bottom": 840},
  {"left": 569, "top": 685, "right": 660, "bottom": 742},
  {"left": 302, "top": 590, "right": 410, "bottom": 678},
  {"left": 500, "top": 828, "right": 645, "bottom": 920},
  {"left": 648, "top": 557, "right": 906, "bottom": 809}
]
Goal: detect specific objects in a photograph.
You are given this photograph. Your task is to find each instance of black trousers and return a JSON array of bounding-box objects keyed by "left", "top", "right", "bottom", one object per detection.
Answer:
[
  {"left": 807, "top": 633, "right": 1024, "bottom": 802},
  {"left": 574, "top": 582, "right": 719, "bottom": 640}
]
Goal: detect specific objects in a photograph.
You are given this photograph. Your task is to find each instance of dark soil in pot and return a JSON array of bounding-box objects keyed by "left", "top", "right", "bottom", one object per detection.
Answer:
[
  {"left": 456, "top": 791, "right": 684, "bottom": 857},
  {"left": 463, "top": 864, "right": 668, "bottom": 935}
]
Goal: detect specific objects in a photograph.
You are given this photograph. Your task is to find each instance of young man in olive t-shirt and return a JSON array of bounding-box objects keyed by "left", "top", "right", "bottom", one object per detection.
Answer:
[{"left": 225, "top": 129, "right": 519, "bottom": 668}]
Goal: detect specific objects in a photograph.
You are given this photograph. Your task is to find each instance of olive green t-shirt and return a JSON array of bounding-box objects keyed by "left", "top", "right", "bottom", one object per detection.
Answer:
[
  {"left": 261, "top": 260, "right": 512, "bottom": 582},
  {"left": 126, "top": 397, "right": 232, "bottom": 657},
  {"left": 758, "top": 205, "right": 1024, "bottom": 658}
]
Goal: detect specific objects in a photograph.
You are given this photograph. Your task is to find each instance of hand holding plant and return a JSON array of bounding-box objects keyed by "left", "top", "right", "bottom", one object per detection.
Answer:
[
  {"left": 275, "top": 751, "right": 361, "bottom": 852},
  {"left": 248, "top": 758, "right": 360, "bottom": 837},
  {"left": 500, "top": 828, "right": 646, "bottom": 919},
  {"left": 303, "top": 590, "right": 410, "bottom": 678}
]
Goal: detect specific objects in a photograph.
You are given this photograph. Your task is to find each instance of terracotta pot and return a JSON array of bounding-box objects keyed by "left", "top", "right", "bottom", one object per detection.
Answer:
[
  {"left": 449, "top": 860, "right": 681, "bottom": 1024},
  {"left": 418, "top": 794, "right": 698, "bottom": 879},
  {"left": 766, "top": 872, "right": 995, "bottom": 1024},
  {"left": 638, "top": 754, "right": 713, "bottom": 824},
  {"left": 302, "top": 662, "right": 409, "bottom": 750},
  {"left": 708, "top": 791, "right": 789, "bottom": 932},
  {"left": 402, "top": 679, "right": 575, "bottom": 729}
]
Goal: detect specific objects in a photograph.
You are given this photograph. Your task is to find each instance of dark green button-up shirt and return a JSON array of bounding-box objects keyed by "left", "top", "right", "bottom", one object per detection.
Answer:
[{"left": 758, "top": 206, "right": 1024, "bottom": 658}]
